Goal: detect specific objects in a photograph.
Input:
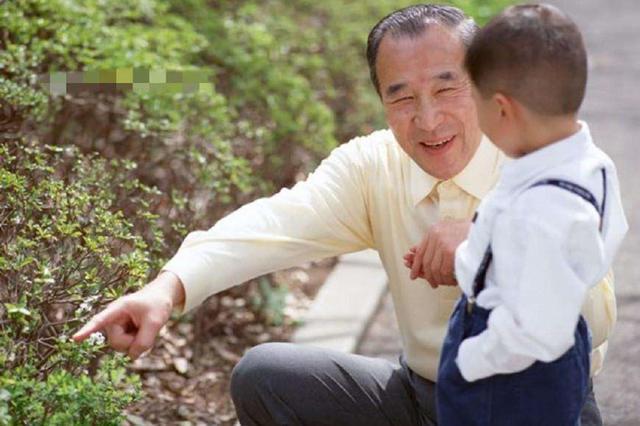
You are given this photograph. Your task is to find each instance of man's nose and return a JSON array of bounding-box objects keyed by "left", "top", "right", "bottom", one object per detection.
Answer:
[{"left": 412, "top": 98, "right": 444, "bottom": 132}]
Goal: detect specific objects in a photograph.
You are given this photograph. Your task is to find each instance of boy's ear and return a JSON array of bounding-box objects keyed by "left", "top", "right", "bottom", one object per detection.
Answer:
[{"left": 492, "top": 92, "right": 515, "bottom": 121}]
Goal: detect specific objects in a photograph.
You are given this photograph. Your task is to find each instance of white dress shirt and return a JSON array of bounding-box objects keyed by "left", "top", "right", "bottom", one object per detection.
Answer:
[{"left": 455, "top": 122, "right": 628, "bottom": 382}]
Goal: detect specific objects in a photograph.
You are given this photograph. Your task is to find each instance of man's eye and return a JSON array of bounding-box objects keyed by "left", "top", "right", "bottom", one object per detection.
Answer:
[
  {"left": 392, "top": 96, "right": 413, "bottom": 104},
  {"left": 437, "top": 87, "right": 455, "bottom": 94}
]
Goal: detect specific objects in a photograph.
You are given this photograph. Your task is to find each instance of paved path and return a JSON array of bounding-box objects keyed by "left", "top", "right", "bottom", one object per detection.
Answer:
[{"left": 358, "top": 1, "right": 640, "bottom": 424}]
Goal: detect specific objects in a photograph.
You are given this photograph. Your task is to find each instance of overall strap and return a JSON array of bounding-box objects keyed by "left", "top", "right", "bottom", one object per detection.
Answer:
[
  {"left": 470, "top": 168, "right": 607, "bottom": 299},
  {"left": 471, "top": 246, "right": 493, "bottom": 299},
  {"left": 528, "top": 167, "right": 607, "bottom": 231}
]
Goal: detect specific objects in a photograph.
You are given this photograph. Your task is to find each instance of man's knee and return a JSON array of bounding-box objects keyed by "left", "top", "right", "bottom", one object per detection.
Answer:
[{"left": 230, "top": 342, "right": 292, "bottom": 402}]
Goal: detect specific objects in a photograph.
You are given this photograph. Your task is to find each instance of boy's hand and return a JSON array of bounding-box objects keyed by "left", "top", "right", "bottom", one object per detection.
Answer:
[{"left": 403, "top": 220, "right": 471, "bottom": 288}]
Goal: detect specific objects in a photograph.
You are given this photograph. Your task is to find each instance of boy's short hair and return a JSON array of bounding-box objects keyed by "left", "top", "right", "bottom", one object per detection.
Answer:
[{"left": 465, "top": 4, "right": 587, "bottom": 116}]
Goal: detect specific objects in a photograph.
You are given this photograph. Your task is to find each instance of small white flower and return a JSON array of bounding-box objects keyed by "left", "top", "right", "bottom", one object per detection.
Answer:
[
  {"left": 77, "top": 302, "right": 91, "bottom": 314},
  {"left": 87, "top": 331, "right": 105, "bottom": 346},
  {"left": 77, "top": 295, "right": 100, "bottom": 315}
]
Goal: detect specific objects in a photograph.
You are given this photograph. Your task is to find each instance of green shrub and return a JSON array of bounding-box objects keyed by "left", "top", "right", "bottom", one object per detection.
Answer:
[
  {"left": 2, "top": 0, "right": 338, "bottom": 242},
  {"left": 0, "top": 139, "right": 167, "bottom": 424},
  {"left": 1, "top": 358, "right": 138, "bottom": 426},
  {"left": 1, "top": 0, "right": 252, "bottom": 254}
]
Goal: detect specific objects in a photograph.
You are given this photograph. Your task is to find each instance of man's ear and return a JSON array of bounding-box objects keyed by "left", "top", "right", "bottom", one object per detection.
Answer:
[{"left": 492, "top": 92, "right": 515, "bottom": 121}]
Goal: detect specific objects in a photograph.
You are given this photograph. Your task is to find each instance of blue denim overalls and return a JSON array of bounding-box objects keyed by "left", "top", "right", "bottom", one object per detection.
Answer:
[{"left": 437, "top": 170, "right": 607, "bottom": 426}]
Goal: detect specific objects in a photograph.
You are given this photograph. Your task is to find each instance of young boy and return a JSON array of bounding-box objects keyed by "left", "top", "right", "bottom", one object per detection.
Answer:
[{"left": 405, "top": 4, "right": 628, "bottom": 425}]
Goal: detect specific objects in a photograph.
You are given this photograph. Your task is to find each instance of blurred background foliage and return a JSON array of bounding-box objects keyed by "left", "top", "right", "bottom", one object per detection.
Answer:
[
  {"left": 1, "top": 0, "right": 514, "bottom": 255},
  {"left": 0, "top": 0, "right": 513, "bottom": 422}
]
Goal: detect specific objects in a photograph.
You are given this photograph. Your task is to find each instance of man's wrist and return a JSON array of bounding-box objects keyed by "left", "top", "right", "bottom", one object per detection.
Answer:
[{"left": 153, "top": 270, "right": 186, "bottom": 312}]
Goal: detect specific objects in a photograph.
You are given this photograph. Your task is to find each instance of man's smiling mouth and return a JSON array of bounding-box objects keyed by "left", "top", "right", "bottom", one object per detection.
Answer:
[{"left": 420, "top": 135, "right": 455, "bottom": 151}]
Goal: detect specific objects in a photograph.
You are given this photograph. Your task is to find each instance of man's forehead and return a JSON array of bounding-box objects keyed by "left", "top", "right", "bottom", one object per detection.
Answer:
[{"left": 377, "top": 27, "right": 465, "bottom": 94}]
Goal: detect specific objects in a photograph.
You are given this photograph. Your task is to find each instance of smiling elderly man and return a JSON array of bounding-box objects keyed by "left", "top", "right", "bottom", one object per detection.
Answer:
[{"left": 75, "top": 5, "right": 614, "bottom": 425}]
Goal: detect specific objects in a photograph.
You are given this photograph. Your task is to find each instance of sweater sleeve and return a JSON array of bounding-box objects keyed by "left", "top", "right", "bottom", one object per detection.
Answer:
[{"left": 162, "top": 138, "right": 376, "bottom": 313}]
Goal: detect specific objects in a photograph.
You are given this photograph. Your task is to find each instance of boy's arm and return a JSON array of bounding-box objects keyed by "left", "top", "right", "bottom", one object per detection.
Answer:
[{"left": 162, "top": 138, "right": 375, "bottom": 314}]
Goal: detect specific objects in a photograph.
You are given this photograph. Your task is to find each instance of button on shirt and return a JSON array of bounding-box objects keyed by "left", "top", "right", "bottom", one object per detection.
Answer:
[
  {"left": 162, "top": 128, "right": 618, "bottom": 381},
  {"left": 455, "top": 122, "right": 628, "bottom": 382}
]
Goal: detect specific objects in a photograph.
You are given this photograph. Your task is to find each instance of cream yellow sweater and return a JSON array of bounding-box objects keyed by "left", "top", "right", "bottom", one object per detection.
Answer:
[{"left": 163, "top": 129, "right": 616, "bottom": 380}]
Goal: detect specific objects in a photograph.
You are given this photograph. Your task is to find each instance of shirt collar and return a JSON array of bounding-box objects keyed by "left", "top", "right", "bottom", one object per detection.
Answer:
[
  {"left": 410, "top": 135, "right": 503, "bottom": 206},
  {"left": 499, "top": 121, "right": 592, "bottom": 190},
  {"left": 410, "top": 159, "right": 439, "bottom": 207}
]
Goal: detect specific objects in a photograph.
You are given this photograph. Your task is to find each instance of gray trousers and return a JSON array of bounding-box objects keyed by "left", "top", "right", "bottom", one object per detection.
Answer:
[{"left": 230, "top": 342, "right": 603, "bottom": 426}]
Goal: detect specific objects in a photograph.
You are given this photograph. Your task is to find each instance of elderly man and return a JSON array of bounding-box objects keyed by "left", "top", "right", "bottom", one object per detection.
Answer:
[{"left": 75, "top": 5, "right": 613, "bottom": 425}]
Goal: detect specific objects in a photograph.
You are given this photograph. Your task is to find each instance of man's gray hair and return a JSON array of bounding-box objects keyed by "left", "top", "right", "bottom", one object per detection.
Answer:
[{"left": 366, "top": 4, "right": 478, "bottom": 96}]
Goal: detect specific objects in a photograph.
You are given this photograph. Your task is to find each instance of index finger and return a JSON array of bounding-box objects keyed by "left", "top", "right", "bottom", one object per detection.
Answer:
[{"left": 72, "top": 304, "right": 125, "bottom": 342}]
